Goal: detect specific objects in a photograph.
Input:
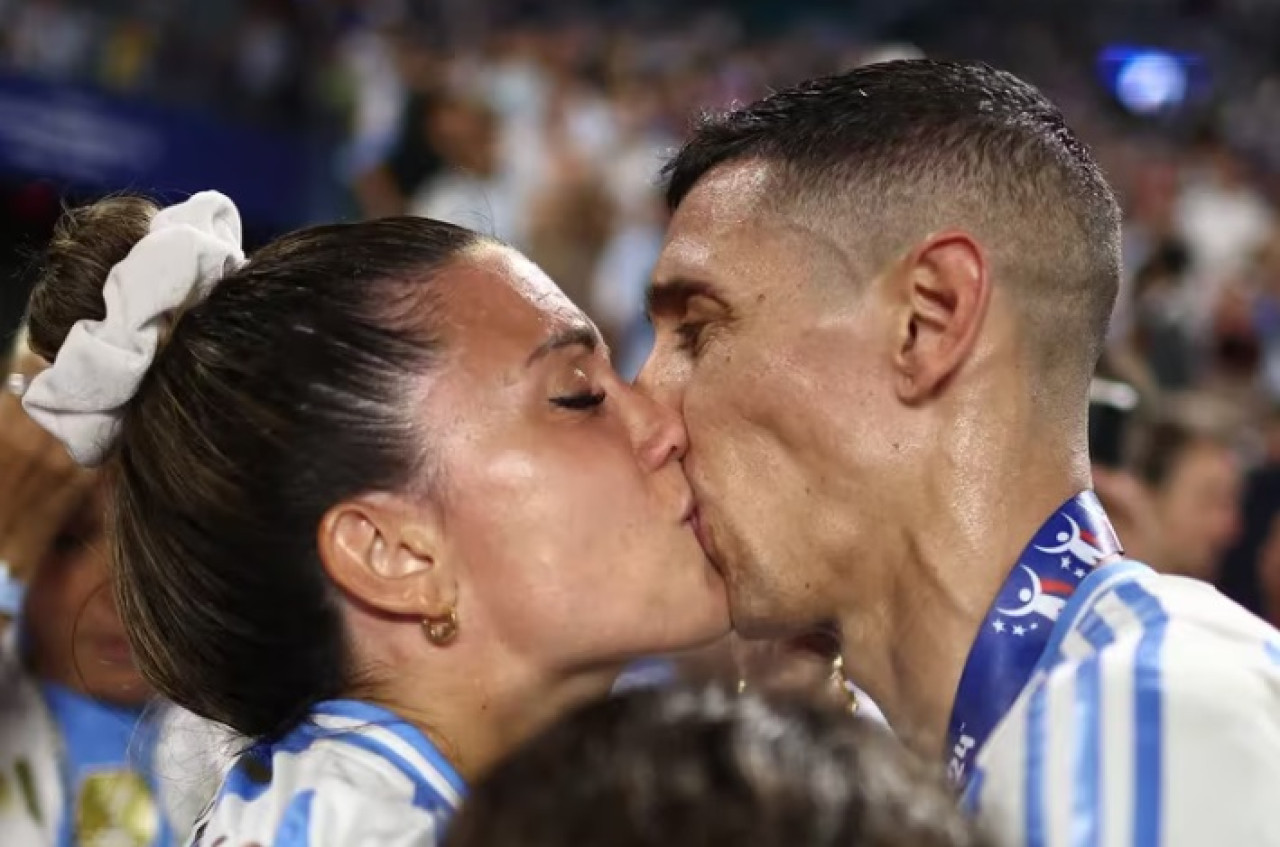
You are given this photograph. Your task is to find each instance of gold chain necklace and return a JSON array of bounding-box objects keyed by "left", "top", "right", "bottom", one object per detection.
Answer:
[{"left": 737, "top": 654, "right": 860, "bottom": 714}]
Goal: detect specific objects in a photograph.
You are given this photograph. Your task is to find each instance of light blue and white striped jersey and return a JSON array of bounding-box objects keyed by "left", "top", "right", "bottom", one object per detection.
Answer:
[
  {"left": 188, "top": 700, "right": 464, "bottom": 847},
  {"left": 963, "top": 560, "right": 1280, "bottom": 847}
]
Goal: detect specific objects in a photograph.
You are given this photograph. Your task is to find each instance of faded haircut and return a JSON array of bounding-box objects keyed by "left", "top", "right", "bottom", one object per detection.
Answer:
[{"left": 665, "top": 60, "right": 1122, "bottom": 400}]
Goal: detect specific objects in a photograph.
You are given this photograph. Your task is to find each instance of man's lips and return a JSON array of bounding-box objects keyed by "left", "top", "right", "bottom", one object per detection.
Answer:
[
  {"left": 784, "top": 629, "right": 843, "bottom": 663},
  {"left": 688, "top": 508, "right": 719, "bottom": 564}
]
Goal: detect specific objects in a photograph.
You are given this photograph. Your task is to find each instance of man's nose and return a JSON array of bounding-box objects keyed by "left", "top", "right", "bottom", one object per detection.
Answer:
[{"left": 633, "top": 353, "right": 686, "bottom": 412}]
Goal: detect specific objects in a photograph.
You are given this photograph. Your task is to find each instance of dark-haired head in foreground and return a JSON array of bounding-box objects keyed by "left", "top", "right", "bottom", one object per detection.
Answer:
[
  {"left": 638, "top": 60, "right": 1121, "bottom": 754},
  {"left": 445, "top": 685, "right": 991, "bottom": 847}
]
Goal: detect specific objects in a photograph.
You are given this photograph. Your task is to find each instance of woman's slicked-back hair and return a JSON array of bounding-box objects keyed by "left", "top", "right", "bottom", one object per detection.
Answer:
[{"left": 27, "top": 195, "right": 486, "bottom": 740}]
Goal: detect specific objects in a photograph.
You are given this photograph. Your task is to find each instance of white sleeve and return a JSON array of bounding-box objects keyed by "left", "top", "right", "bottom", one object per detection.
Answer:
[
  {"left": 1154, "top": 635, "right": 1280, "bottom": 846},
  {"left": 152, "top": 705, "right": 238, "bottom": 837},
  {"left": 0, "top": 635, "right": 60, "bottom": 846},
  {"left": 969, "top": 634, "right": 1280, "bottom": 847},
  {"left": 295, "top": 777, "right": 446, "bottom": 847},
  {"left": 192, "top": 765, "right": 449, "bottom": 847}
]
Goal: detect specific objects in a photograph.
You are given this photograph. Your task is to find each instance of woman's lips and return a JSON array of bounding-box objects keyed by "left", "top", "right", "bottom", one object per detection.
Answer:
[
  {"left": 687, "top": 507, "right": 704, "bottom": 542},
  {"left": 688, "top": 509, "right": 723, "bottom": 569}
]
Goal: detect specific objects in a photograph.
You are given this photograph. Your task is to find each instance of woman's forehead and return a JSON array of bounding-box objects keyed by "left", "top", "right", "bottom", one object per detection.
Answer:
[
  {"left": 444, "top": 245, "right": 585, "bottom": 342},
  {"left": 415, "top": 249, "right": 596, "bottom": 436}
]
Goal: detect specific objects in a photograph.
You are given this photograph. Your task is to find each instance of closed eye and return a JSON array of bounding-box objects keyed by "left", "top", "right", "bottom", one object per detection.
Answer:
[
  {"left": 675, "top": 322, "right": 706, "bottom": 354},
  {"left": 551, "top": 391, "right": 607, "bottom": 410}
]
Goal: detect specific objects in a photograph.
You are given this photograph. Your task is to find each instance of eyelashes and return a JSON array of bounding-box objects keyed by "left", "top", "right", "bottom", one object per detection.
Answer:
[{"left": 551, "top": 391, "right": 607, "bottom": 411}]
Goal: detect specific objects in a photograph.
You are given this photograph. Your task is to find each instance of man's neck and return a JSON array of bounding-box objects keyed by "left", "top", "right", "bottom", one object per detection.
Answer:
[{"left": 839, "top": 426, "right": 1090, "bottom": 759}]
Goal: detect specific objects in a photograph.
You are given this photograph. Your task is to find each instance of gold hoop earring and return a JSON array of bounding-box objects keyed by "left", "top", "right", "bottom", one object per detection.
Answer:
[
  {"left": 423, "top": 608, "right": 459, "bottom": 647},
  {"left": 831, "top": 654, "right": 859, "bottom": 715}
]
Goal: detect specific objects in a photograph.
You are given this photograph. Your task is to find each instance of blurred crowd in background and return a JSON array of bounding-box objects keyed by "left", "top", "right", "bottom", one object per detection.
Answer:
[{"left": 5, "top": 0, "right": 1280, "bottom": 624}]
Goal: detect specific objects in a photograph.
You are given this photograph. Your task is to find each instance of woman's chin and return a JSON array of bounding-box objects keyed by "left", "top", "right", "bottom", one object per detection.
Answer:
[
  {"left": 613, "top": 603, "right": 731, "bottom": 664},
  {"left": 668, "top": 594, "right": 734, "bottom": 652}
]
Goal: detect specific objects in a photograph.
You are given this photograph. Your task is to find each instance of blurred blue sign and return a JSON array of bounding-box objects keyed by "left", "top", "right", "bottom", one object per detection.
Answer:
[{"left": 0, "top": 71, "right": 312, "bottom": 228}]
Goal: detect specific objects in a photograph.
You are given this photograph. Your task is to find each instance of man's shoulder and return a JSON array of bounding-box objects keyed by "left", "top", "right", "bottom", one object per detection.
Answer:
[
  {"left": 1041, "top": 563, "right": 1280, "bottom": 721},
  {"left": 970, "top": 566, "right": 1280, "bottom": 846},
  {"left": 1070, "top": 564, "right": 1280, "bottom": 674}
]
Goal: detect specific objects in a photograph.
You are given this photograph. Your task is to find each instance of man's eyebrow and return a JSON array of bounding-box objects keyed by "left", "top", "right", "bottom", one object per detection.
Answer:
[
  {"left": 525, "top": 324, "right": 599, "bottom": 367},
  {"left": 644, "top": 278, "right": 721, "bottom": 317}
]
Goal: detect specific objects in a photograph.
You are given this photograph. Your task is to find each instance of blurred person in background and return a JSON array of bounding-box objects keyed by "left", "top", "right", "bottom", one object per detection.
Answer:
[
  {"left": 407, "top": 94, "right": 525, "bottom": 246},
  {"left": 1255, "top": 507, "right": 1280, "bottom": 627},
  {"left": 97, "top": 13, "right": 157, "bottom": 93},
  {"left": 347, "top": 27, "right": 447, "bottom": 220},
  {"left": 0, "top": 340, "right": 206, "bottom": 847},
  {"left": 445, "top": 684, "right": 989, "bottom": 847},
  {"left": 223, "top": 0, "right": 304, "bottom": 124},
  {"left": 1218, "top": 407, "right": 1280, "bottom": 617},
  {"left": 590, "top": 78, "right": 674, "bottom": 375},
  {"left": 1202, "top": 280, "right": 1271, "bottom": 425},
  {"left": 1176, "top": 133, "right": 1275, "bottom": 336},
  {"left": 523, "top": 139, "right": 614, "bottom": 318},
  {"left": 1125, "top": 417, "right": 1244, "bottom": 580},
  {"left": 1110, "top": 150, "right": 1181, "bottom": 350},
  {"left": 1244, "top": 228, "right": 1280, "bottom": 403},
  {"left": 21, "top": 191, "right": 729, "bottom": 846},
  {"left": 3, "top": 0, "right": 94, "bottom": 81},
  {"left": 1127, "top": 239, "right": 1198, "bottom": 392}
]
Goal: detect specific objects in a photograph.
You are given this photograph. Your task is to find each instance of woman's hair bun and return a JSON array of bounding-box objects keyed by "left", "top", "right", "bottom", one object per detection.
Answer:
[{"left": 27, "top": 195, "right": 159, "bottom": 362}]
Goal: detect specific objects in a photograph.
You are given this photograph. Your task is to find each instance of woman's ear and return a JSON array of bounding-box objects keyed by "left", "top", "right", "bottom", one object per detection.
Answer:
[{"left": 318, "top": 493, "right": 456, "bottom": 621}]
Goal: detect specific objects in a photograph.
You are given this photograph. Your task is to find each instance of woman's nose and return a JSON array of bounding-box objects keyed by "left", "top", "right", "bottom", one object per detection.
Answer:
[{"left": 630, "top": 386, "right": 690, "bottom": 471}]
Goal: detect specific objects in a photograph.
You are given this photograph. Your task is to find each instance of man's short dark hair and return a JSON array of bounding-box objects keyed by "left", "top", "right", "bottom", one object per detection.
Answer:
[
  {"left": 444, "top": 684, "right": 991, "bottom": 847},
  {"left": 664, "top": 60, "right": 1122, "bottom": 398}
]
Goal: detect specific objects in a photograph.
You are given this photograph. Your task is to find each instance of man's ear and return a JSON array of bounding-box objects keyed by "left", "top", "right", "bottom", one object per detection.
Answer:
[
  {"left": 887, "top": 230, "right": 990, "bottom": 404},
  {"left": 318, "top": 493, "right": 456, "bottom": 620}
]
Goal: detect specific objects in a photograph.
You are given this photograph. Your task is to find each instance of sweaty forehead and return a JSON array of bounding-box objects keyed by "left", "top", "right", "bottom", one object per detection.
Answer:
[
  {"left": 659, "top": 162, "right": 773, "bottom": 273},
  {"left": 478, "top": 243, "right": 579, "bottom": 317},
  {"left": 656, "top": 161, "right": 854, "bottom": 296},
  {"left": 444, "top": 243, "right": 578, "bottom": 326},
  {"left": 436, "top": 244, "right": 585, "bottom": 363}
]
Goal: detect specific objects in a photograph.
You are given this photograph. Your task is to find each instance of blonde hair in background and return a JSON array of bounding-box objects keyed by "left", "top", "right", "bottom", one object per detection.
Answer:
[
  {"left": 12, "top": 324, "right": 29, "bottom": 359},
  {"left": 5, "top": 324, "right": 35, "bottom": 383}
]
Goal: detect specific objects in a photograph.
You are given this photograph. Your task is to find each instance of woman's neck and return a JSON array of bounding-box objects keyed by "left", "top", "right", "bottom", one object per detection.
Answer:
[{"left": 365, "top": 660, "right": 622, "bottom": 783}]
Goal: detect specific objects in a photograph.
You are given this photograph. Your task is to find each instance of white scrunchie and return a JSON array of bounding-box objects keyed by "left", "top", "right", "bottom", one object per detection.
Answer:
[{"left": 23, "top": 191, "right": 246, "bottom": 467}]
